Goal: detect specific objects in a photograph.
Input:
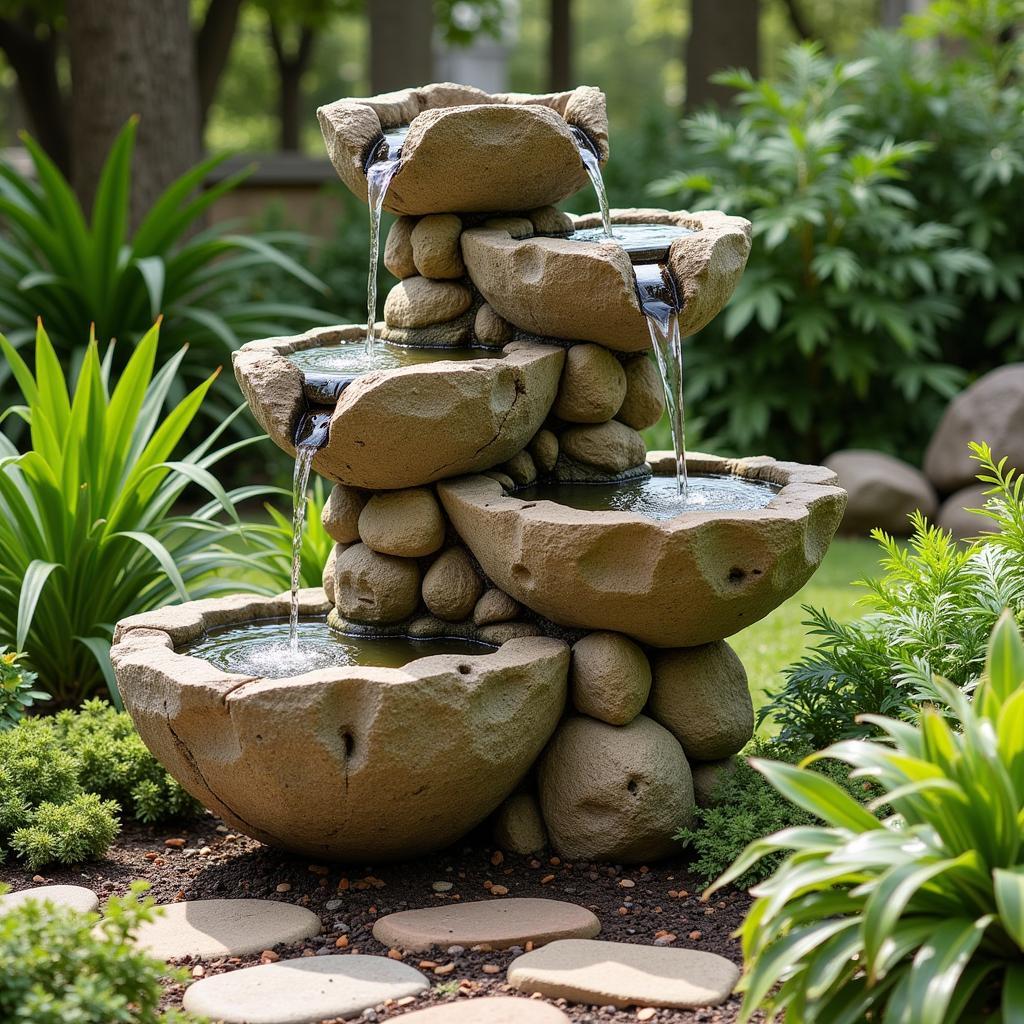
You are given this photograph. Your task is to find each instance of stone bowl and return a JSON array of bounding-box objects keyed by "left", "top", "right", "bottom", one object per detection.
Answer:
[
  {"left": 110, "top": 590, "right": 570, "bottom": 861},
  {"left": 460, "top": 208, "right": 751, "bottom": 352},
  {"left": 232, "top": 325, "right": 565, "bottom": 490},
  {"left": 438, "top": 452, "right": 847, "bottom": 647},
  {"left": 318, "top": 83, "right": 608, "bottom": 216}
]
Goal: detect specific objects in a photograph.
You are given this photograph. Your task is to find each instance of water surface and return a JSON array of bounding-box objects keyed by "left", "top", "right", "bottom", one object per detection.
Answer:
[{"left": 570, "top": 223, "right": 694, "bottom": 262}]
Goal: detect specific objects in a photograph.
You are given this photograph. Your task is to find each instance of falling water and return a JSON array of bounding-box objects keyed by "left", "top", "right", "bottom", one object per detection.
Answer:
[
  {"left": 634, "top": 263, "right": 687, "bottom": 496},
  {"left": 569, "top": 126, "right": 612, "bottom": 238}
]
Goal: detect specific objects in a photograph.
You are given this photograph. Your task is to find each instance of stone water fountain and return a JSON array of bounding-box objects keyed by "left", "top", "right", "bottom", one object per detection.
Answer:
[{"left": 111, "top": 83, "right": 846, "bottom": 865}]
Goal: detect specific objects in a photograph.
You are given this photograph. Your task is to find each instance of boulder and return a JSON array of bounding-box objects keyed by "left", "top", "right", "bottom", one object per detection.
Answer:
[
  {"left": 617, "top": 356, "right": 665, "bottom": 431},
  {"left": 474, "top": 303, "right": 513, "bottom": 347},
  {"left": 936, "top": 484, "right": 997, "bottom": 540},
  {"left": 503, "top": 450, "right": 538, "bottom": 487},
  {"left": 538, "top": 715, "right": 694, "bottom": 863},
  {"left": 924, "top": 365, "right": 1024, "bottom": 494},
  {"left": 530, "top": 429, "right": 559, "bottom": 474},
  {"left": 559, "top": 421, "right": 646, "bottom": 474},
  {"left": 322, "top": 484, "right": 366, "bottom": 544},
  {"left": 357, "top": 488, "right": 446, "bottom": 558},
  {"left": 473, "top": 588, "right": 521, "bottom": 627},
  {"left": 570, "top": 632, "right": 651, "bottom": 726},
  {"left": 384, "top": 277, "right": 473, "bottom": 328},
  {"left": 322, "top": 545, "right": 339, "bottom": 605},
  {"left": 411, "top": 214, "right": 465, "bottom": 279},
  {"left": 384, "top": 216, "right": 418, "bottom": 279},
  {"left": 493, "top": 792, "right": 548, "bottom": 855},
  {"left": 648, "top": 642, "right": 753, "bottom": 761},
  {"left": 553, "top": 344, "right": 627, "bottom": 424},
  {"left": 823, "top": 449, "right": 937, "bottom": 536},
  {"left": 333, "top": 543, "right": 421, "bottom": 625},
  {"left": 528, "top": 206, "right": 574, "bottom": 235},
  {"left": 422, "top": 547, "right": 483, "bottom": 622},
  {"left": 482, "top": 216, "right": 535, "bottom": 239},
  {"left": 690, "top": 757, "right": 740, "bottom": 808}
]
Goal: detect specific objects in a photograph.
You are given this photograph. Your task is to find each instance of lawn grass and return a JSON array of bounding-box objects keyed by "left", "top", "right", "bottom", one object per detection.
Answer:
[{"left": 730, "top": 538, "right": 883, "bottom": 723}]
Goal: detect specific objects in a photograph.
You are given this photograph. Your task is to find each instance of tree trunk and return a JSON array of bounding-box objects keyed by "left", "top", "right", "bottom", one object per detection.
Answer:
[
  {"left": 685, "top": 0, "right": 760, "bottom": 111},
  {"left": 549, "top": 0, "right": 572, "bottom": 92},
  {"left": 68, "top": 0, "right": 201, "bottom": 227},
  {"left": 269, "top": 21, "right": 315, "bottom": 152},
  {"left": 195, "top": 0, "right": 244, "bottom": 134},
  {"left": 368, "top": 0, "right": 434, "bottom": 94}
]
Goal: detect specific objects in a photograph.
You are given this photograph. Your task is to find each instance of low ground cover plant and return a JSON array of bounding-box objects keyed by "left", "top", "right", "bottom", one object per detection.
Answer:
[{"left": 0, "top": 647, "right": 46, "bottom": 728}]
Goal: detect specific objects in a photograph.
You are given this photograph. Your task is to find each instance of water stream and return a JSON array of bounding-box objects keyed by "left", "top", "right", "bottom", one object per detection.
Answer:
[{"left": 569, "top": 126, "right": 612, "bottom": 238}]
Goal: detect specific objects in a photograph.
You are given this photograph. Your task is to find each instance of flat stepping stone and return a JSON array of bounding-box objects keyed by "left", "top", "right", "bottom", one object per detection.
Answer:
[
  {"left": 135, "top": 899, "right": 321, "bottom": 959},
  {"left": 182, "top": 954, "right": 428, "bottom": 1023},
  {"left": 0, "top": 885, "right": 99, "bottom": 915},
  {"left": 507, "top": 938, "right": 739, "bottom": 1009},
  {"left": 373, "top": 898, "right": 600, "bottom": 953},
  {"left": 399, "top": 998, "right": 570, "bottom": 1022}
]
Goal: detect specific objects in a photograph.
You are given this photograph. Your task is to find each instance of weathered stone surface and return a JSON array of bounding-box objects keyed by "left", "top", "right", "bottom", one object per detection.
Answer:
[
  {"left": 114, "top": 603, "right": 571, "bottom": 860},
  {"left": 530, "top": 429, "right": 559, "bottom": 474},
  {"left": 384, "top": 277, "right": 473, "bottom": 328},
  {"left": 504, "top": 450, "right": 538, "bottom": 487},
  {"left": 559, "top": 421, "right": 646, "bottom": 474},
  {"left": 824, "top": 449, "right": 937, "bottom": 537},
  {"left": 924, "top": 365, "right": 1024, "bottom": 494},
  {"left": 553, "top": 344, "right": 627, "bottom": 424},
  {"left": 398, "top": 999, "right": 570, "bottom": 1023},
  {"left": 538, "top": 715, "right": 693, "bottom": 863},
  {"left": 473, "top": 588, "right": 521, "bottom": 627},
  {"left": 570, "top": 632, "right": 651, "bottom": 726},
  {"left": 937, "top": 484, "right": 997, "bottom": 540},
  {"left": 334, "top": 543, "right": 421, "bottom": 625},
  {"left": 412, "top": 214, "right": 465, "bottom": 279},
  {"left": 439, "top": 454, "right": 847, "bottom": 647},
  {"left": 232, "top": 347, "right": 305, "bottom": 458},
  {"left": 475, "top": 303, "right": 514, "bottom": 347},
  {"left": 422, "top": 547, "right": 483, "bottom": 622},
  {"left": 380, "top": 310, "right": 476, "bottom": 348},
  {"left": 322, "top": 545, "right": 339, "bottom": 605},
  {"left": 528, "top": 206, "right": 575, "bottom": 235},
  {"left": 0, "top": 885, "right": 99, "bottom": 915},
  {"left": 617, "top": 356, "right": 665, "bottom": 431},
  {"left": 691, "top": 757, "right": 740, "bottom": 808},
  {"left": 483, "top": 216, "right": 535, "bottom": 239},
  {"left": 182, "top": 955, "right": 428, "bottom": 1023},
  {"left": 477, "top": 621, "right": 544, "bottom": 645},
  {"left": 322, "top": 483, "right": 366, "bottom": 544},
  {"left": 462, "top": 209, "right": 750, "bottom": 351},
  {"left": 372, "top": 898, "right": 599, "bottom": 953},
  {"left": 358, "top": 488, "right": 446, "bottom": 558},
  {"left": 649, "top": 643, "right": 753, "bottom": 761},
  {"left": 493, "top": 792, "right": 548, "bottom": 855},
  {"left": 384, "top": 216, "right": 418, "bottom": 279},
  {"left": 134, "top": 899, "right": 321, "bottom": 959},
  {"left": 508, "top": 939, "right": 739, "bottom": 1009}
]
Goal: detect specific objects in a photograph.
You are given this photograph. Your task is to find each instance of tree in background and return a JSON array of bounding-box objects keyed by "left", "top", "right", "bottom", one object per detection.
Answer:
[
  {"left": 685, "top": 0, "right": 759, "bottom": 109},
  {"left": 548, "top": 0, "right": 571, "bottom": 91}
]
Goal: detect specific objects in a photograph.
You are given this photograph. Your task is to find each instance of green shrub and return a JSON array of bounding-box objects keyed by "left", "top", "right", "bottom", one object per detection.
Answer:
[
  {"left": 0, "top": 320, "right": 276, "bottom": 704},
  {"left": 254, "top": 476, "right": 334, "bottom": 591},
  {"left": 0, "top": 647, "right": 46, "bottom": 728},
  {"left": 0, "top": 881, "right": 192, "bottom": 1024},
  {"left": 714, "top": 612, "right": 1024, "bottom": 1023}
]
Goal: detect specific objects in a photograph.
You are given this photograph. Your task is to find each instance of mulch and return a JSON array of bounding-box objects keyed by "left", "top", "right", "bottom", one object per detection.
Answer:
[{"left": 1, "top": 813, "right": 756, "bottom": 1023}]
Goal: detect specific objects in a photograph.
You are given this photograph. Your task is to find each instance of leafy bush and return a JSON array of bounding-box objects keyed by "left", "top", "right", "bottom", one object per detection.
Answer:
[
  {"left": 0, "top": 320, "right": 274, "bottom": 704},
  {"left": 0, "top": 881, "right": 191, "bottom": 1024},
  {"left": 0, "top": 647, "right": 46, "bottom": 728},
  {"left": 255, "top": 476, "right": 333, "bottom": 591},
  {"left": 714, "top": 612, "right": 1024, "bottom": 1023}
]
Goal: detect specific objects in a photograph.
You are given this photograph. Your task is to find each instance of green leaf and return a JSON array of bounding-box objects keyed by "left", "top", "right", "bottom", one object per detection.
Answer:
[
  {"left": 982, "top": 609, "right": 1024, "bottom": 712},
  {"left": 112, "top": 531, "right": 188, "bottom": 602},
  {"left": 1003, "top": 964, "right": 1024, "bottom": 1024},
  {"left": 993, "top": 867, "right": 1024, "bottom": 949},
  {"left": 17, "top": 560, "right": 60, "bottom": 650},
  {"left": 753, "top": 758, "right": 882, "bottom": 832}
]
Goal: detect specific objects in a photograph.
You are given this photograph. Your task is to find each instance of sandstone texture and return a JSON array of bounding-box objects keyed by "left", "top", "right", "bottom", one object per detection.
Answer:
[
  {"left": 617, "top": 356, "right": 665, "bottom": 430},
  {"left": 0, "top": 885, "right": 99, "bottom": 915},
  {"left": 691, "top": 757, "right": 740, "bottom": 808},
  {"left": 439, "top": 453, "right": 846, "bottom": 646},
  {"left": 504, "top": 450, "right": 538, "bottom": 487},
  {"left": 461, "top": 209, "right": 750, "bottom": 351},
  {"left": 553, "top": 344, "right": 626, "bottom": 423},
  {"left": 538, "top": 715, "right": 694, "bottom": 863},
  {"left": 422, "top": 547, "right": 484, "bottom": 621},
  {"left": 334, "top": 543, "right": 421, "bottom": 625},
  {"left": 358, "top": 488, "right": 446, "bottom": 557},
  {"left": 937, "top": 484, "right": 996, "bottom": 540},
  {"left": 399, "top": 999, "right": 570, "bottom": 1023},
  {"left": 649, "top": 642, "right": 754, "bottom": 760},
  {"left": 475, "top": 303, "right": 514, "bottom": 346},
  {"left": 570, "top": 632, "right": 651, "bottom": 726},
  {"left": 493, "top": 792, "right": 548, "bottom": 855},
  {"left": 559, "top": 421, "right": 646, "bottom": 475},
  {"left": 112, "top": 596, "right": 570, "bottom": 860},
  {"left": 530, "top": 430, "right": 559, "bottom": 474},
  {"left": 384, "top": 216, "right": 418, "bottom": 279},
  {"left": 318, "top": 84, "right": 607, "bottom": 215},
  {"left": 824, "top": 449, "right": 937, "bottom": 536},
  {"left": 322, "top": 483, "right": 366, "bottom": 544},
  {"left": 528, "top": 206, "right": 575, "bottom": 235},
  {"left": 372, "top": 898, "right": 600, "bottom": 953},
  {"left": 384, "top": 277, "right": 473, "bottom": 328},
  {"left": 411, "top": 214, "right": 466, "bottom": 279},
  {"left": 473, "top": 588, "right": 521, "bottom": 626}
]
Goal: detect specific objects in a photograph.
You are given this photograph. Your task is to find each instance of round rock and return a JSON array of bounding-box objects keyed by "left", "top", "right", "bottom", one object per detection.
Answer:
[
  {"left": 691, "top": 757, "right": 740, "bottom": 808},
  {"left": 322, "top": 545, "right": 339, "bottom": 605},
  {"left": 475, "top": 303, "right": 514, "bottom": 347},
  {"left": 617, "top": 356, "right": 665, "bottom": 430},
  {"left": 529, "top": 429, "right": 559, "bottom": 474},
  {"left": 559, "top": 420, "right": 646, "bottom": 474},
  {"left": 134, "top": 899, "right": 321, "bottom": 959},
  {"left": 384, "top": 216, "right": 418, "bottom": 279},
  {"left": 182, "top": 955, "right": 428, "bottom": 1023},
  {"left": 422, "top": 547, "right": 483, "bottom": 622},
  {"left": 412, "top": 214, "right": 465, "bottom": 279},
  {"left": 334, "top": 543, "right": 421, "bottom": 624},
  {"left": 649, "top": 642, "right": 754, "bottom": 761},
  {"left": 937, "top": 483, "right": 997, "bottom": 540},
  {"left": 384, "top": 277, "right": 473, "bottom": 329},
  {"left": 538, "top": 715, "right": 694, "bottom": 863},
  {"left": 322, "top": 484, "right": 366, "bottom": 544},
  {"left": 493, "top": 792, "right": 548, "bottom": 855},
  {"left": 399, "top": 999, "right": 570, "bottom": 1022},
  {"left": 504, "top": 450, "right": 538, "bottom": 487},
  {"left": 553, "top": 344, "right": 627, "bottom": 424},
  {"left": 358, "top": 488, "right": 446, "bottom": 558},
  {"left": 528, "top": 206, "right": 575, "bottom": 235},
  {"left": 1, "top": 885, "right": 99, "bottom": 915},
  {"left": 473, "top": 588, "right": 521, "bottom": 626},
  {"left": 372, "top": 898, "right": 599, "bottom": 953},
  {"left": 508, "top": 939, "right": 739, "bottom": 1009},
  {"left": 570, "top": 632, "right": 651, "bottom": 726}
]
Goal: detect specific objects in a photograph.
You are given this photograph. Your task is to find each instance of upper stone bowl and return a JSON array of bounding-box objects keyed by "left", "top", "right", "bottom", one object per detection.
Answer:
[{"left": 318, "top": 82, "right": 608, "bottom": 216}]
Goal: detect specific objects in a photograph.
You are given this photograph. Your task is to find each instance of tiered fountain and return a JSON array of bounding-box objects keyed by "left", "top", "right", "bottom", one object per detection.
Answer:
[{"left": 111, "top": 83, "right": 846, "bottom": 864}]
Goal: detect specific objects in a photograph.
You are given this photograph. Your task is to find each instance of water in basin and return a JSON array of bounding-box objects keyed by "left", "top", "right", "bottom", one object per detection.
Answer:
[
  {"left": 514, "top": 474, "right": 780, "bottom": 520},
  {"left": 180, "top": 618, "right": 496, "bottom": 678},
  {"left": 569, "top": 223, "right": 694, "bottom": 262},
  {"left": 569, "top": 126, "right": 612, "bottom": 238}
]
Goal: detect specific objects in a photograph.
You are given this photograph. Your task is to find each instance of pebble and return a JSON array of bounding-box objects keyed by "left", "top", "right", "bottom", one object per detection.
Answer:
[{"left": 433, "top": 881, "right": 454, "bottom": 893}]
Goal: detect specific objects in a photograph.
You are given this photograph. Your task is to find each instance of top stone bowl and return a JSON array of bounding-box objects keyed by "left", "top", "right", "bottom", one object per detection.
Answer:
[{"left": 318, "top": 82, "right": 608, "bottom": 216}]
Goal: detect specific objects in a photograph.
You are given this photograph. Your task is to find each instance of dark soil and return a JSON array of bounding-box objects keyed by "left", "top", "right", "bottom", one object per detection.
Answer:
[{"left": 1, "top": 813, "right": 755, "bottom": 1023}]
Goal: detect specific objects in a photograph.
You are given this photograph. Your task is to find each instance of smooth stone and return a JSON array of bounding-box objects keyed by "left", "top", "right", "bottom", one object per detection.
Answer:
[
  {"left": 691, "top": 757, "right": 740, "bottom": 808},
  {"left": 384, "top": 277, "right": 473, "bottom": 329},
  {"left": 182, "top": 954, "right": 428, "bottom": 1023},
  {"left": 134, "top": 899, "right": 321, "bottom": 959},
  {"left": 649, "top": 642, "right": 754, "bottom": 761},
  {"left": 493, "top": 792, "right": 548, "bottom": 856},
  {"left": 398, "top": 998, "right": 570, "bottom": 1022},
  {"left": 507, "top": 939, "right": 739, "bottom": 1009},
  {"left": 482, "top": 216, "right": 535, "bottom": 239},
  {"left": 1, "top": 885, "right": 99, "bottom": 915},
  {"left": 477, "top": 621, "right": 544, "bottom": 645},
  {"left": 553, "top": 344, "right": 627, "bottom": 424},
  {"left": 559, "top": 421, "right": 646, "bottom": 474},
  {"left": 529, "top": 429, "right": 559, "bottom": 474},
  {"left": 358, "top": 488, "right": 446, "bottom": 558},
  {"left": 937, "top": 483, "right": 998, "bottom": 540},
  {"left": 322, "top": 484, "right": 366, "bottom": 544},
  {"left": 334, "top": 543, "right": 421, "bottom": 625},
  {"left": 504, "top": 449, "right": 538, "bottom": 487},
  {"left": 422, "top": 547, "right": 483, "bottom": 622},
  {"left": 412, "top": 214, "right": 466, "bottom": 279},
  {"left": 617, "top": 355, "right": 665, "bottom": 431},
  {"left": 475, "top": 303, "right": 514, "bottom": 346},
  {"left": 372, "top": 898, "right": 600, "bottom": 953},
  {"left": 384, "top": 216, "right": 418, "bottom": 279},
  {"left": 473, "top": 588, "right": 521, "bottom": 627},
  {"left": 528, "top": 206, "right": 575, "bottom": 235},
  {"left": 570, "top": 632, "right": 651, "bottom": 726},
  {"left": 322, "top": 544, "right": 339, "bottom": 605}
]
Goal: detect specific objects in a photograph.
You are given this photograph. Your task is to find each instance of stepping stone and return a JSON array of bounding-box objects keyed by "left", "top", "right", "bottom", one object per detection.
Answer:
[
  {"left": 398, "top": 998, "right": 570, "bottom": 1022},
  {"left": 134, "top": 899, "right": 321, "bottom": 959},
  {"left": 372, "top": 898, "right": 600, "bottom": 953},
  {"left": 507, "top": 938, "right": 740, "bottom": 1009},
  {"left": 0, "top": 885, "right": 99, "bottom": 915},
  {"left": 182, "top": 954, "right": 428, "bottom": 1023}
]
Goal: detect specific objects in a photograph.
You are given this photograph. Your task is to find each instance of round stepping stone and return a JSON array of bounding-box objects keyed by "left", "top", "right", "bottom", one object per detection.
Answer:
[
  {"left": 182, "top": 955, "right": 428, "bottom": 1023},
  {"left": 507, "top": 939, "right": 739, "bottom": 1009},
  {"left": 398, "top": 998, "right": 570, "bottom": 1022},
  {"left": 135, "top": 899, "right": 321, "bottom": 959},
  {"left": 0, "top": 885, "right": 99, "bottom": 915},
  {"left": 372, "top": 898, "right": 600, "bottom": 953}
]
